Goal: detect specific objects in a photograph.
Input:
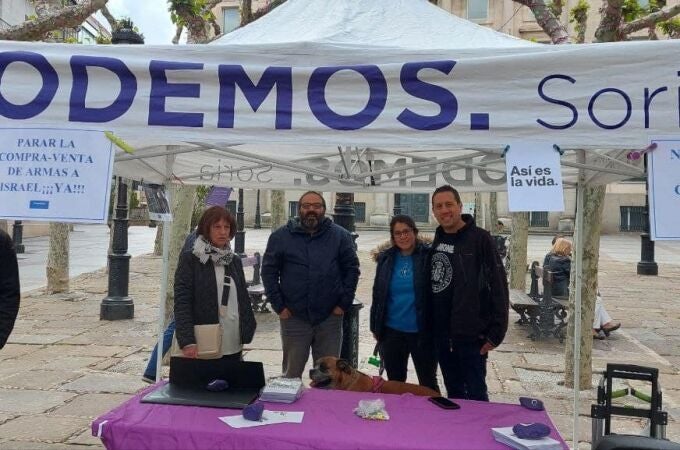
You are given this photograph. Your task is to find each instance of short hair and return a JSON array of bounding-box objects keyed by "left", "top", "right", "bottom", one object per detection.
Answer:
[
  {"left": 551, "top": 238, "right": 572, "bottom": 257},
  {"left": 551, "top": 234, "right": 564, "bottom": 245},
  {"left": 390, "top": 214, "right": 419, "bottom": 243},
  {"left": 196, "top": 206, "right": 236, "bottom": 240},
  {"left": 298, "top": 191, "right": 326, "bottom": 210},
  {"left": 432, "top": 185, "right": 462, "bottom": 205}
]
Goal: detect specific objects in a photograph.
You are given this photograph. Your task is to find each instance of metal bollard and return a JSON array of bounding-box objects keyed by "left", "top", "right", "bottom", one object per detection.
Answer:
[{"left": 340, "top": 299, "right": 363, "bottom": 368}]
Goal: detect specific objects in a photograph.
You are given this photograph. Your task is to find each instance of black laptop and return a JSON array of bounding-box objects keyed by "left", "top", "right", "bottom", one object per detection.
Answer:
[{"left": 141, "top": 358, "right": 265, "bottom": 409}]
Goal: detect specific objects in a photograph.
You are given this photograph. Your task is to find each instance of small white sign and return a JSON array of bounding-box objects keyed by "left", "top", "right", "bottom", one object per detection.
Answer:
[
  {"left": 506, "top": 142, "right": 564, "bottom": 212},
  {"left": 649, "top": 139, "right": 680, "bottom": 240},
  {"left": 0, "top": 128, "right": 114, "bottom": 223},
  {"left": 219, "top": 410, "right": 304, "bottom": 428}
]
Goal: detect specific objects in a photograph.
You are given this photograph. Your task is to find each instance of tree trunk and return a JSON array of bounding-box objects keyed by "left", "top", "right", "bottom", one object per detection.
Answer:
[
  {"left": 154, "top": 224, "right": 163, "bottom": 256},
  {"left": 509, "top": 212, "right": 529, "bottom": 290},
  {"left": 240, "top": 0, "right": 253, "bottom": 26},
  {"left": 0, "top": 220, "right": 7, "bottom": 233},
  {"left": 270, "top": 190, "right": 286, "bottom": 229},
  {"left": 164, "top": 185, "right": 196, "bottom": 320},
  {"left": 489, "top": 192, "right": 498, "bottom": 231},
  {"left": 46, "top": 222, "right": 69, "bottom": 294},
  {"left": 564, "top": 185, "right": 606, "bottom": 389},
  {"left": 474, "top": 192, "right": 486, "bottom": 230}
]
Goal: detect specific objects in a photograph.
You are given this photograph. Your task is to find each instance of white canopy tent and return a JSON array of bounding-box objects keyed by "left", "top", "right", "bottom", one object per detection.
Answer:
[{"left": 1, "top": 0, "right": 673, "bottom": 445}]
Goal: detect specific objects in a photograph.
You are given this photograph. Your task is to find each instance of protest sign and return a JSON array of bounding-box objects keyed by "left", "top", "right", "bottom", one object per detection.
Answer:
[
  {"left": 649, "top": 139, "right": 680, "bottom": 240},
  {"left": 0, "top": 128, "right": 113, "bottom": 223},
  {"left": 506, "top": 143, "right": 564, "bottom": 212}
]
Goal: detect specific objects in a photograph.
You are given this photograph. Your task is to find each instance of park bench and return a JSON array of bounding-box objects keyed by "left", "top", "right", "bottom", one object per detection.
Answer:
[
  {"left": 240, "top": 252, "right": 268, "bottom": 313},
  {"left": 509, "top": 261, "right": 569, "bottom": 342}
]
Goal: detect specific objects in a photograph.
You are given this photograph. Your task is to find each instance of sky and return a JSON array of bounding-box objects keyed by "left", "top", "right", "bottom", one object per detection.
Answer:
[{"left": 96, "top": 0, "right": 178, "bottom": 45}]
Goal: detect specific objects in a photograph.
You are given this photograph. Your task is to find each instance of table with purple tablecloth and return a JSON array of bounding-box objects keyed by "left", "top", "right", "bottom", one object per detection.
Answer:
[{"left": 92, "top": 384, "right": 568, "bottom": 450}]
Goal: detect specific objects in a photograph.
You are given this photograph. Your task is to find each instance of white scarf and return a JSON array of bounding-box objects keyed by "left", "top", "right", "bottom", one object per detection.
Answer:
[{"left": 192, "top": 235, "right": 234, "bottom": 266}]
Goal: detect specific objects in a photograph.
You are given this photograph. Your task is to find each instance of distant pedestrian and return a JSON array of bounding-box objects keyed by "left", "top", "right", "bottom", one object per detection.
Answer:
[
  {"left": 0, "top": 229, "right": 20, "bottom": 350},
  {"left": 262, "top": 191, "right": 360, "bottom": 378}
]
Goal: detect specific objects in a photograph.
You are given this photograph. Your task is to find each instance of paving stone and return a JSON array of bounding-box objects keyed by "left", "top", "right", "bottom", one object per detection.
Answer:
[
  {"left": 52, "top": 393, "right": 129, "bottom": 418},
  {"left": 0, "top": 415, "right": 89, "bottom": 443},
  {"left": 0, "top": 441, "right": 101, "bottom": 450},
  {"left": 0, "top": 389, "right": 76, "bottom": 414},
  {"left": 0, "top": 344, "right": 40, "bottom": 360},
  {"left": 8, "top": 334, "right": 72, "bottom": 345},
  {"left": 59, "top": 373, "right": 146, "bottom": 394},
  {"left": 0, "top": 370, "right": 81, "bottom": 390},
  {"left": 40, "top": 357, "right": 106, "bottom": 371},
  {"left": 67, "top": 428, "right": 102, "bottom": 446},
  {"left": 0, "top": 358, "right": 42, "bottom": 379},
  {"left": 0, "top": 413, "right": 15, "bottom": 425}
]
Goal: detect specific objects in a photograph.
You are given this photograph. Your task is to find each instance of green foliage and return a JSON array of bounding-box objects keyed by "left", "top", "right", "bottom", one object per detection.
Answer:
[
  {"left": 622, "top": 0, "right": 662, "bottom": 22},
  {"left": 167, "top": 0, "right": 215, "bottom": 26},
  {"left": 569, "top": 0, "right": 589, "bottom": 41},
  {"left": 96, "top": 34, "right": 111, "bottom": 44},
  {"left": 548, "top": 1, "right": 563, "bottom": 18},
  {"left": 659, "top": 17, "right": 680, "bottom": 37}
]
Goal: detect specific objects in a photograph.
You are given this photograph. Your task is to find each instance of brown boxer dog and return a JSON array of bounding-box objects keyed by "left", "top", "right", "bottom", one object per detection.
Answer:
[{"left": 309, "top": 356, "right": 439, "bottom": 397}]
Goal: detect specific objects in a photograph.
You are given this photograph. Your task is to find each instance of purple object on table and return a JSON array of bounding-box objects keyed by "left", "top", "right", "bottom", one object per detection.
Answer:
[
  {"left": 92, "top": 383, "right": 568, "bottom": 450},
  {"left": 519, "top": 396, "right": 544, "bottom": 411},
  {"left": 206, "top": 379, "right": 229, "bottom": 392},
  {"left": 243, "top": 401, "right": 264, "bottom": 421},
  {"left": 513, "top": 422, "right": 551, "bottom": 439}
]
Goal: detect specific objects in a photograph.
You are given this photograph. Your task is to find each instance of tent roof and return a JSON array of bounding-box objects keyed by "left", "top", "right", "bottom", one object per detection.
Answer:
[{"left": 212, "top": 0, "right": 535, "bottom": 50}]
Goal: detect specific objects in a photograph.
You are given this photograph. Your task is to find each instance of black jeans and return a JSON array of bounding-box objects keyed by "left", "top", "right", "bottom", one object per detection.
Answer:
[
  {"left": 380, "top": 327, "right": 439, "bottom": 393},
  {"left": 435, "top": 338, "right": 489, "bottom": 401}
]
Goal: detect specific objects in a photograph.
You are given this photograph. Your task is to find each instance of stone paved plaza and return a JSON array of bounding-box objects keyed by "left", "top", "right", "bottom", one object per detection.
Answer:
[{"left": 0, "top": 226, "right": 679, "bottom": 449}]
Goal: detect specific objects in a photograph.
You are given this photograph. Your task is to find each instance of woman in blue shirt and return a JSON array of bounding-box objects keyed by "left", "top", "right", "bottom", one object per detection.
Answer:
[{"left": 370, "top": 215, "right": 439, "bottom": 392}]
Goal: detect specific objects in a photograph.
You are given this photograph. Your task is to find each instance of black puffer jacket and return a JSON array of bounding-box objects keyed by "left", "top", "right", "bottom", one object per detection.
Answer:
[
  {"left": 174, "top": 250, "right": 256, "bottom": 349},
  {"left": 262, "top": 217, "right": 360, "bottom": 325},
  {"left": 0, "top": 230, "right": 20, "bottom": 349},
  {"left": 428, "top": 215, "right": 509, "bottom": 347},
  {"left": 370, "top": 241, "right": 430, "bottom": 341},
  {"left": 543, "top": 253, "right": 571, "bottom": 297}
]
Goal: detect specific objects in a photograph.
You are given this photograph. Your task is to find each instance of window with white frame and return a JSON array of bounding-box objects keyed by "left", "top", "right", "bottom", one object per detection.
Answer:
[
  {"left": 467, "top": 0, "right": 488, "bottom": 21},
  {"left": 222, "top": 7, "right": 240, "bottom": 34}
]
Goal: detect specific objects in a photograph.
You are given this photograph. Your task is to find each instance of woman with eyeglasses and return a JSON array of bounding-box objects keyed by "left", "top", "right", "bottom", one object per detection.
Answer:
[{"left": 370, "top": 215, "right": 439, "bottom": 392}]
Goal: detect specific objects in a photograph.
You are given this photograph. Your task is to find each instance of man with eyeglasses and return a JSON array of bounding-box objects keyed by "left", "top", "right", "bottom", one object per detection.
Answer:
[{"left": 262, "top": 191, "right": 360, "bottom": 378}]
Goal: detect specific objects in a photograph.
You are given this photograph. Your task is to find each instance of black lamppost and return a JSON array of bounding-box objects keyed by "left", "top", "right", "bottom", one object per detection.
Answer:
[
  {"left": 254, "top": 189, "right": 261, "bottom": 229},
  {"left": 101, "top": 177, "right": 134, "bottom": 320},
  {"left": 332, "top": 192, "right": 363, "bottom": 368},
  {"left": 234, "top": 188, "right": 246, "bottom": 256},
  {"left": 101, "top": 27, "right": 143, "bottom": 320},
  {"left": 637, "top": 154, "right": 658, "bottom": 275},
  {"left": 11, "top": 221, "right": 25, "bottom": 254}
]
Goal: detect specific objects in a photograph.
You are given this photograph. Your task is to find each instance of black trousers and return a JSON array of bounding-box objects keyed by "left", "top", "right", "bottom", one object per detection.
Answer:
[
  {"left": 435, "top": 338, "right": 489, "bottom": 401},
  {"left": 380, "top": 326, "right": 439, "bottom": 393}
]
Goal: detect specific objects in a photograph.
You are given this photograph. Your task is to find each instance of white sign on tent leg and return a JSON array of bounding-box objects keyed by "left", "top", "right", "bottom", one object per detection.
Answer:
[
  {"left": 648, "top": 139, "right": 680, "bottom": 240},
  {"left": 505, "top": 142, "right": 564, "bottom": 213},
  {"left": 0, "top": 128, "right": 114, "bottom": 224}
]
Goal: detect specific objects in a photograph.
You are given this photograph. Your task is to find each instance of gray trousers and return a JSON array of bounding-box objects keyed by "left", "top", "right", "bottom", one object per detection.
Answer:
[{"left": 280, "top": 314, "right": 343, "bottom": 378}]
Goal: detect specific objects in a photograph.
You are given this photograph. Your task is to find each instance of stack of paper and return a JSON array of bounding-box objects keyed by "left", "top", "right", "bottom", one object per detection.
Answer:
[
  {"left": 491, "top": 427, "right": 562, "bottom": 450},
  {"left": 259, "top": 378, "right": 304, "bottom": 403}
]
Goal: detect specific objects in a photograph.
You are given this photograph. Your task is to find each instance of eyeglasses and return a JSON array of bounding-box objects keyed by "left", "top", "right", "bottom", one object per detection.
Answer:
[
  {"left": 300, "top": 203, "right": 324, "bottom": 210},
  {"left": 393, "top": 229, "right": 413, "bottom": 238}
]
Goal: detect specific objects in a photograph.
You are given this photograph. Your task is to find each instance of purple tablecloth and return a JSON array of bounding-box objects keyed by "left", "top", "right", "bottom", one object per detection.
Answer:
[{"left": 92, "top": 384, "right": 568, "bottom": 450}]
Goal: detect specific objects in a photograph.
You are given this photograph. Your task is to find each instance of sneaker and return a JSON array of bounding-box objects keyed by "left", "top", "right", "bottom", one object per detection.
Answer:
[
  {"left": 592, "top": 330, "right": 606, "bottom": 340},
  {"left": 141, "top": 375, "right": 156, "bottom": 384},
  {"left": 602, "top": 322, "right": 621, "bottom": 336}
]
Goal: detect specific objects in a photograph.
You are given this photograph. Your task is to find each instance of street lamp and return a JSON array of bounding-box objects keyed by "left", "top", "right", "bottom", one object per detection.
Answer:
[
  {"left": 234, "top": 188, "right": 246, "bottom": 256},
  {"left": 637, "top": 154, "right": 658, "bottom": 275},
  {"left": 101, "top": 177, "right": 134, "bottom": 320},
  {"left": 254, "top": 189, "right": 262, "bottom": 229}
]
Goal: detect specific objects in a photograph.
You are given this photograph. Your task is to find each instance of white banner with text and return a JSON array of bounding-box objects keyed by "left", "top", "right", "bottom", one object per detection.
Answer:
[
  {"left": 649, "top": 139, "right": 680, "bottom": 240},
  {"left": 506, "top": 142, "right": 564, "bottom": 212}
]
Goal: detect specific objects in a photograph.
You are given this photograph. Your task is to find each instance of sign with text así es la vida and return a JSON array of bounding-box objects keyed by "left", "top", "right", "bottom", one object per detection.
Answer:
[{"left": 505, "top": 142, "right": 564, "bottom": 213}]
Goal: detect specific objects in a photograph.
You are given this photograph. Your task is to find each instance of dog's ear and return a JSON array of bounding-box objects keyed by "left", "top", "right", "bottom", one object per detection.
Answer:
[{"left": 336, "top": 358, "right": 353, "bottom": 374}]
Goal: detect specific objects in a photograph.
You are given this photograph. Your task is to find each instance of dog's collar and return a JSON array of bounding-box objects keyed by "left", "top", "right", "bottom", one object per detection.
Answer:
[{"left": 371, "top": 376, "right": 385, "bottom": 393}]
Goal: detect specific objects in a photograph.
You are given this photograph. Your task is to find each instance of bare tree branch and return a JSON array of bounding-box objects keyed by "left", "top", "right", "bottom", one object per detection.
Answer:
[
  {"left": 512, "top": 0, "right": 570, "bottom": 44},
  {"left": 0, "top": 0, "right": 108, "bottom": 41},
  {"left": 100, "top": 4, "right": 118, "bottom": 30},
  {"left": 621, "top": 4, "right": 680, "bottom": 35}
]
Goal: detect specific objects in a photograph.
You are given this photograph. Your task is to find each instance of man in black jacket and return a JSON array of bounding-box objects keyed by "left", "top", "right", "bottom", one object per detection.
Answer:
[
  {"left": 428, "top": 185, "right": 508, "bottom": 401},
  {"left": 0, "top": 229, "right": 20, "bottom": 350},
  {"left": 262, "top": 191, "right": 360, "bottom": 378}
]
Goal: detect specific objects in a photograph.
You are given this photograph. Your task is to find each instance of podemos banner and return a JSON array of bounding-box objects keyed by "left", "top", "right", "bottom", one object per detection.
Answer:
[{"left": 0, "top": 128, "right": 114, "bottom": 223}]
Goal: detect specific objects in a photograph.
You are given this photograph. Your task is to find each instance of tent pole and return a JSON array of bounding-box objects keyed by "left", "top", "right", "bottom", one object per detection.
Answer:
[
  {"left": 155, "top": 151, "right": 176, "bottom": 381},
  {"left": 572, "top": 149, "right": 586, "bottom": 449}
]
